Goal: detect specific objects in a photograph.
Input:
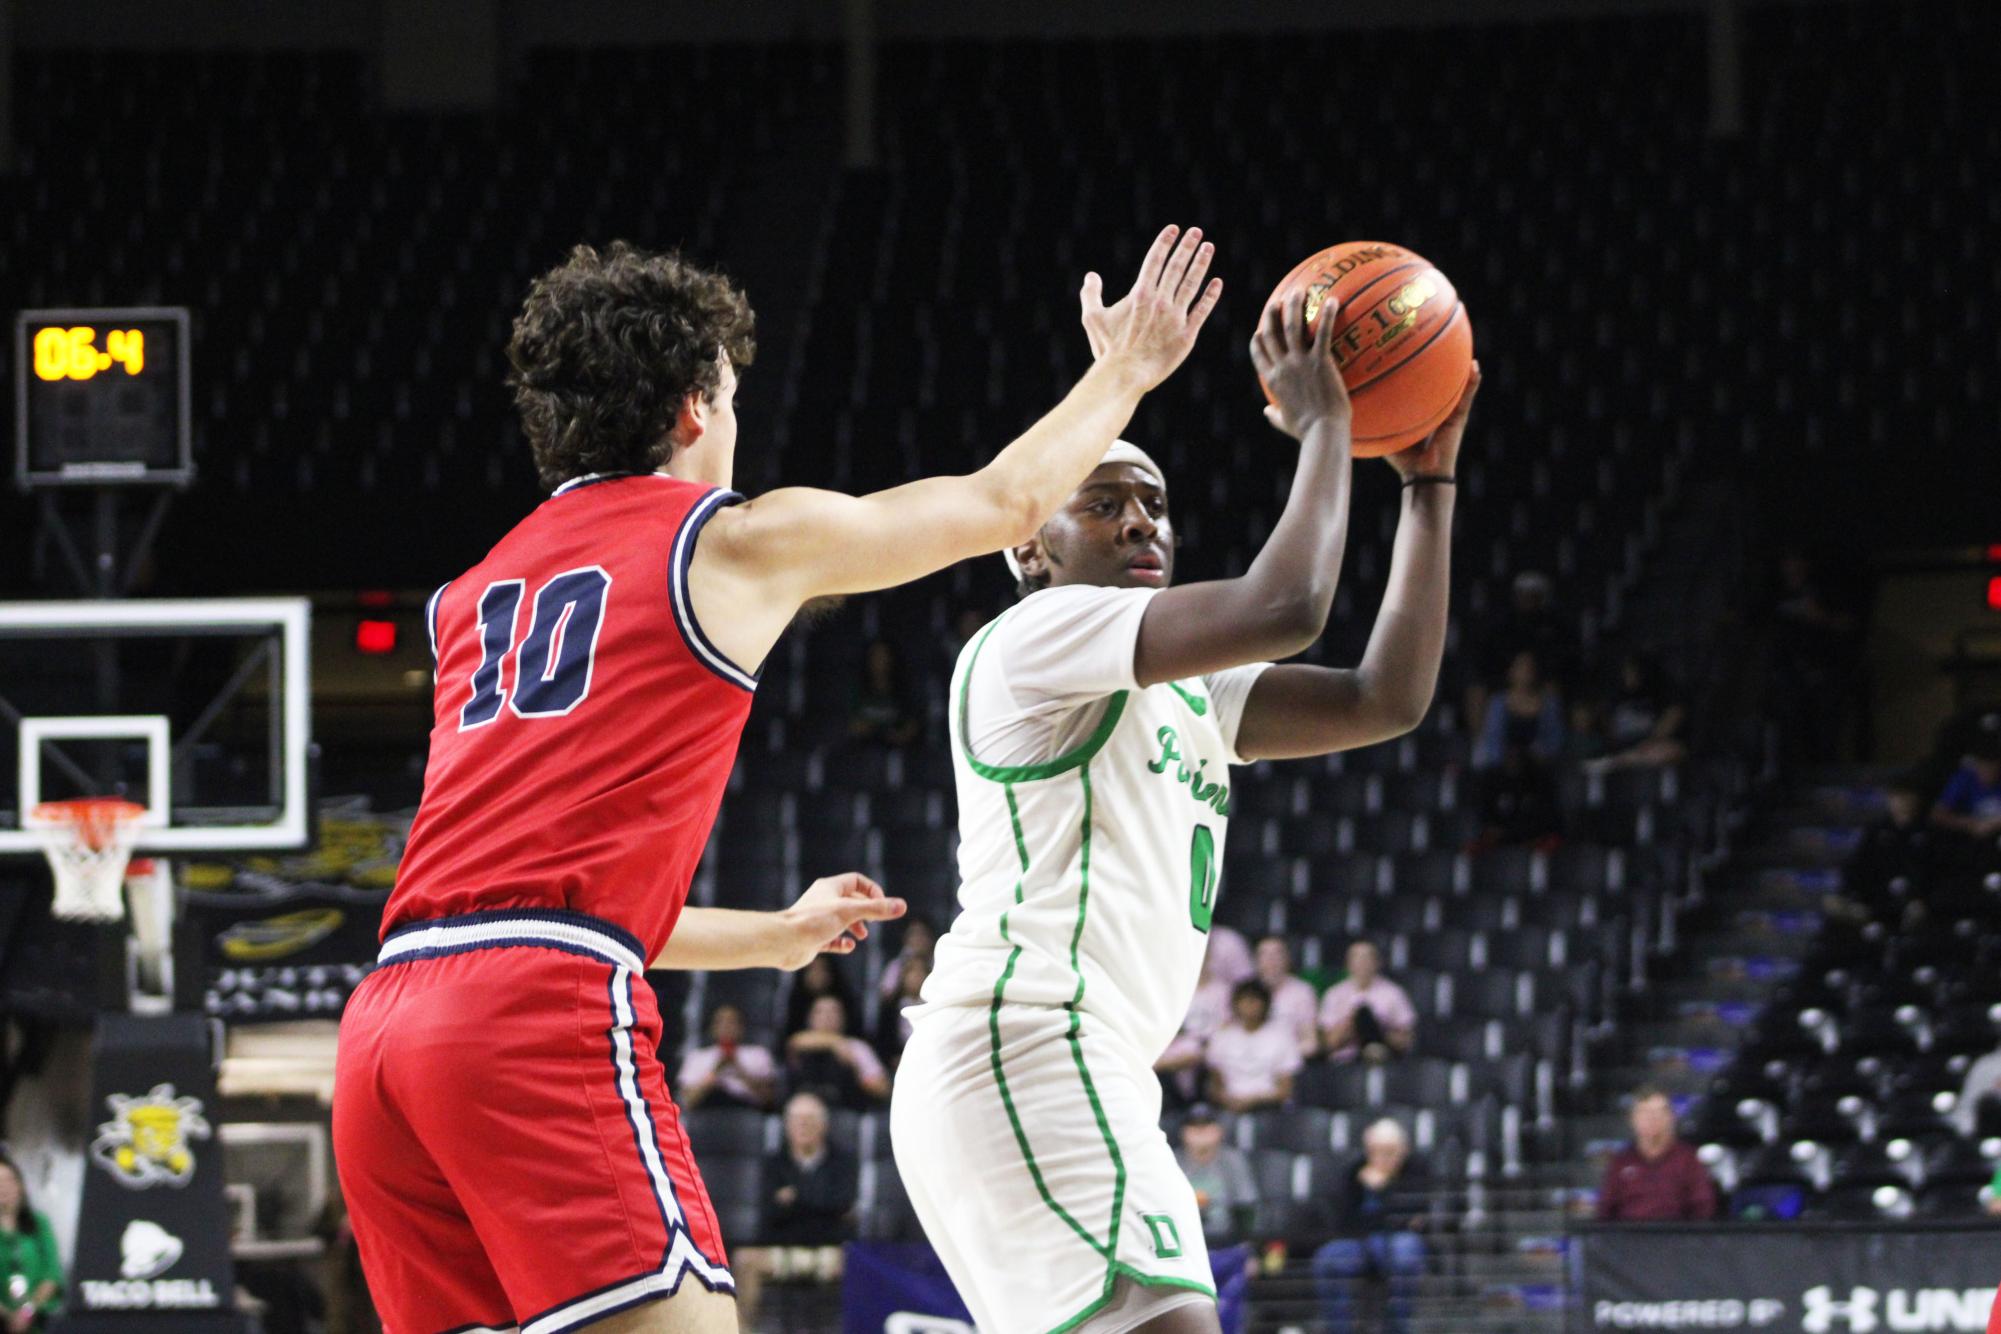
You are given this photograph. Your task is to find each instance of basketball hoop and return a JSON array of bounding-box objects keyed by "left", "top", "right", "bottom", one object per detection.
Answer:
[{"left": 27, "top": 798, "right": 146, "bottom": 922}]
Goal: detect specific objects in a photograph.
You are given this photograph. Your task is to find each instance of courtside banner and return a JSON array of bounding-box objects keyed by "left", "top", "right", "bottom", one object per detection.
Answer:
[
  {"left": 1570, "top": 1223, "right": 1999, "bottom": 1334},
  {"left": 62, "top": 1014, "right": 249, "bottom": 1333},
  {"left": 177, "top": 879, "right": 386, "bottom": 1021},
  {"left": 840, "top": 1242, "right": 1252, "bottom": 1333}
]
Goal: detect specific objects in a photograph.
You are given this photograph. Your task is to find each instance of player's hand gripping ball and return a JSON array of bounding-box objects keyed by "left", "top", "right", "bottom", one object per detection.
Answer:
[{"left": 1261, "top": 241, "right": 1474, "bottom": 457}]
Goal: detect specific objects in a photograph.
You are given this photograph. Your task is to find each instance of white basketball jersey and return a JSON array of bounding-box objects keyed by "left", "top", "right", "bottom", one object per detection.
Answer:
[{"left": 915, "top": 584, "right": 1270, "bottom": 1063}]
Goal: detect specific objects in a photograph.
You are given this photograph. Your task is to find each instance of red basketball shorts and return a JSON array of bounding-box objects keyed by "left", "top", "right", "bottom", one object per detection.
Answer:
[{"left": 333, "top": 909, "right": 732, "bottom": 1333}]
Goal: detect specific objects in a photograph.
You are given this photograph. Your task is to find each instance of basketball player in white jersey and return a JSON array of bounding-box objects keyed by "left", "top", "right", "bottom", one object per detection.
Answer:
[{"left": 890, "top": 289, "right": 1481, "bottom": 1333}]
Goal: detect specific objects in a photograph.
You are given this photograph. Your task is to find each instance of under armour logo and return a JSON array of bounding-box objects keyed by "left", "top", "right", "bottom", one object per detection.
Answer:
[{"left": 1803, "top": 1286, "right": 1879, "bottom": 1334}]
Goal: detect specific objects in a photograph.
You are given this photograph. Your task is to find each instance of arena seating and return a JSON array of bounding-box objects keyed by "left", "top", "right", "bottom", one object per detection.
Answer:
[
  {"left": 1689, "top": 825, "right": 2001, "bottom": 1223},
  {"left": 9, "top": 3, "right": 1996, "bottom": 1325}
]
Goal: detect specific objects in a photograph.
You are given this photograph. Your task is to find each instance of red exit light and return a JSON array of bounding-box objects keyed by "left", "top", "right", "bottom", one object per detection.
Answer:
[
  {"left": 356, "top": 619, "right": 398, "bottom": 654},
  {"left": 1988, "top": 576, "right": 2001, "bottom": 611}
]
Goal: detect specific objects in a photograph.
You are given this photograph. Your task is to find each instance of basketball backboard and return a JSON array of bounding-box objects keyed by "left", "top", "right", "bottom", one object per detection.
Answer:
[{"left": 0, "top": 598, "right": 311, "bottom": 856}]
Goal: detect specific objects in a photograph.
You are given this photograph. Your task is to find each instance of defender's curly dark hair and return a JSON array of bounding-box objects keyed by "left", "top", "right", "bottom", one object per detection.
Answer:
[{"left": 506, "top": 241, "right": 756, "bottom": 491}]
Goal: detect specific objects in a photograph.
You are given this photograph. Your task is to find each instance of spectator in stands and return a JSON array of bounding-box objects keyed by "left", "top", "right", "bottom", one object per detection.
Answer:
[
  {"left": 1472, "top": 650, "right": 1565, "bottom": 772},
  {"left": 677, "top": 1003, "right": 779, "bottom": 1111},
  {"left": 1159, "top": 945, "right": 1239, "bottom": 1107},
  {"left": 873, "top": 953, "right": 928, "bottom": 1071},
  {"left": 1310, "top": 1119, "right": 1430, "bottom": 1334},
  {"left": 1204, "top": 981, "right": 1301, "bottom": 1113},
  {"left": 1471, "top": 741, "right": 1563, "bottom": 852},
  {"left": 1768, "top": 546, "right": 1867, "bottom": 764},
  {"left": 784, "top": 954, "right": 857, "bottom": 1036},
  {"left": 1319, "top": 941, "right": 1416, "bottom": 1064},
  {"left": 1255, "top": 935, "right": 1322, "bottom": 1055},
  {"left": 1954, "top": 1039, "right": 2001, "bottom": 1138},
  {"left": 1587, "top": 650, "right": 1687, "bottom": 771},
  {"left": 1207, "top": 923, "right": 1256, "bottom": 988},
  {"left": 1173, "top": 1105, "right": 1258, "bottom": 1249},
  {"left": 1596, "top": 1087, "right": 1718, "bottom": 1221},
  {"left": 1836, "top": 775, "right": 1933, "bottom": 924},
  {"left": 785, "top": 995, "right": 890, "bottom": 1109},
  {"left": 733, "top": 1092, "right": 860, "bottom": 1323},
  {"left": 1464, "top": 570, "right": 1571, "bottom": 733},
  {"left": 848, "top": 639, "right": 922, "bottom": 746},
  {"left": 876, "top": 916, "right": 938, "bottom": 1001},
  {"left": 1562, "top": 696, "right": 1611, "bottom": 764},
  {"left": 0, "top": 1153, "right": 62, "bottom": 1331},
  {"left": 1929, "top": 742, "right": 2001, "bottom": 843}
]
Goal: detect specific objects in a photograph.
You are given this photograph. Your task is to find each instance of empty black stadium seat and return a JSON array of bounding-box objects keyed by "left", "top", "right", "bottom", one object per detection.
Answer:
[
  {"left": 1239, "top": 1106, "right": 1335, "bottom": 1156},
  {"left": 1451, "top": 970, "right": 1531, "bottom": 1020},
  {"left": 697, "top": 1154, "right": 765, "bottom": 1245},
  {"left": 1828, "top": 1141, "right": 1917, "bottom": 1190},
  {"left": 1381, "top": 1058, "right": 1461, "bottom": 1109},
  {"left": 1250, "top": 1149, "right": 1303, "bottom": 1237},
  {"left": 683, "top": 1107, "right": 772, "bottom": 1158},
  {"left": 1392, "top": 850, "right": 1466, "bottom": 899},
  {"left": 1921, "top": 1138, "right": 2000, "bottom": 1189},
  {"left": 1295, "top": 1061, "right": 1373, "bottom": 1112},
  {"left": 1399, "top": 929, "right": 1478, "bottom": 974}
]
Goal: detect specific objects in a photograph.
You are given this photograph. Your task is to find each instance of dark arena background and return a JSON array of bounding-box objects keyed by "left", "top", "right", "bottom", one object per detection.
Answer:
[{"left": 3, "top": 0, "right": 2000, "bottom": 1330}]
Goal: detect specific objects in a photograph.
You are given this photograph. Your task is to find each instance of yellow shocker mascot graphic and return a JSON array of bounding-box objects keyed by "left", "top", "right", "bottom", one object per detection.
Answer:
[{"left": 90, "top": 1084, "right": 212, "bottom": 1189}]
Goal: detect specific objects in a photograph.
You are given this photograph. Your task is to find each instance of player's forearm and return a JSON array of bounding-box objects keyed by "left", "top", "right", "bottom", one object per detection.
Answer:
[
  {"left": 1238, "top": 414, "right": 1356, "bottom": 641},
  {"left": 651, "top": 907, "right": 791, "bottom": 970},
  {"left": 970, "top": 357, "right": 1152, "bottom": 547},
  {"left": 1350, "top": 484, "right": 1455, "bottom": 729},
  {"left": 1132, "top": 415, "right": 1355, "bottom": 684}
]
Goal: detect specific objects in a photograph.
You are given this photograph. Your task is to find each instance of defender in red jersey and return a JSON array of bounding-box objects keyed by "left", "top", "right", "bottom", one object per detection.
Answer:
[{"left": 334, "top": 228, "right": 1224, "bottom": 1333}]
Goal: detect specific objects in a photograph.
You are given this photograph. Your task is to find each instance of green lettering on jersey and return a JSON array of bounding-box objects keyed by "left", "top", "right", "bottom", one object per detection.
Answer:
[
  {"left": 1149, "top": 726, "right": 1231, "bottom": 815},
  {"left": 1188, "top": 824, "right": 1217, "bottom": 934}
]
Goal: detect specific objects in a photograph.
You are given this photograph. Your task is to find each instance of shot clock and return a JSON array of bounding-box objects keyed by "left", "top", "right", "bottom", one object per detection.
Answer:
[{"left": 14, "top": 307, "right": 192, "bottom": 487}]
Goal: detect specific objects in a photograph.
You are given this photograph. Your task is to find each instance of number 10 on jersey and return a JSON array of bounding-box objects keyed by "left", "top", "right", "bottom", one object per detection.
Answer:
[{"left": 460, "top": 567, "right": 612, "bottom": 729}]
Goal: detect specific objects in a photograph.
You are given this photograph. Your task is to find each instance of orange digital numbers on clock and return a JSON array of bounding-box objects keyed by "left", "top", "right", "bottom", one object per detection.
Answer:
[{"left": 31, "top": 326, "right": 146, "bottom": 382}]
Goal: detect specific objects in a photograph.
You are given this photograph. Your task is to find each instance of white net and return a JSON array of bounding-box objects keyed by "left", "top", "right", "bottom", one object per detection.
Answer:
[{"left": 29, "top": 799, "right": 144, "bottom": 923}]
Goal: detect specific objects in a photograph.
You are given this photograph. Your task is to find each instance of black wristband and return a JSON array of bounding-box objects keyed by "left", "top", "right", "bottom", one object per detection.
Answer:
[{"left": 1401, "top": 475, "right": 1456, "bottom": 490}]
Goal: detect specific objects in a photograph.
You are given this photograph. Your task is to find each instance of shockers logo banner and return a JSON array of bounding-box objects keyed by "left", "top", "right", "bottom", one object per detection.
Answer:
[
  {"left": 90, "top": 1084, "right": 211, "bottom": 1189},
  {"left": 66, "top": 1015, "right": 244, "bottom": 1331}
]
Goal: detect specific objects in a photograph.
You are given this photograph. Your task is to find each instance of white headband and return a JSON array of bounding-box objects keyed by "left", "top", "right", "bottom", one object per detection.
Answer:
[{"left": 1002, "top": 440, "right": 1168, "bottom": 581}]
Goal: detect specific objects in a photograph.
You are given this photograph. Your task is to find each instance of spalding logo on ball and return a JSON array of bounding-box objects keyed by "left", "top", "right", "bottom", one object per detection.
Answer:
[{"left": 1264, "top": 241, "right": 1474, "bottom": 457}]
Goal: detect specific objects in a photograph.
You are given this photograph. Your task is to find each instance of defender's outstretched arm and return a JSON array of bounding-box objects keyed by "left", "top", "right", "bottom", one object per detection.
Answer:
[{"left": 690, "top": 225, "right": 1223, "bottom": 674}]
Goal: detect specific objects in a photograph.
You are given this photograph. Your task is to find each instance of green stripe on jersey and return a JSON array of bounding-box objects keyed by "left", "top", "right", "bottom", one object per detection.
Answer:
[
  {"left": 1065, "top": 766, "right": 1128, "bottom": 1288},
  {"left": 957, "top": 614, "right": 1129, "bottom": 783},
  {"left": 986, "top": 780, "right": 1109, "bottom": 1261}
]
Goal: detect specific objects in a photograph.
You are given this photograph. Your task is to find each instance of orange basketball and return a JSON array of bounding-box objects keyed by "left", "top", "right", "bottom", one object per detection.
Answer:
[{"left": 1263, "top": 241, "right": 1474, "bottom": 457}]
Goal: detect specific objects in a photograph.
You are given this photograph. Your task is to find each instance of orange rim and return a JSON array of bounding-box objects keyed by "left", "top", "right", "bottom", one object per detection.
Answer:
[{"left": 30, "top": 798, "right": 147, "bottom": 852}]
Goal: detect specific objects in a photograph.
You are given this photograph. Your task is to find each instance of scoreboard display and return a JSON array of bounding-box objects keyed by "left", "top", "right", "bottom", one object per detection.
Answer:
[{"left": 14, "top": 307, "right": 192, "bottom": 487}]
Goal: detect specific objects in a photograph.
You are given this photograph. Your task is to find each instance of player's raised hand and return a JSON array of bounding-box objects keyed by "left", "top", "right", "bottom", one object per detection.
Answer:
[
  {"left": 1253, "top": 288, "right": 1353, "bottom": 442},
  {"left": 774, "top": 871, "right": 907, "bottom": 971},
  {"left": 1384, "top": 361, "right": 1481, "bottom": 482},
  {"left": 1080, "top": 224, "right": 1223, "bottom": 389}
]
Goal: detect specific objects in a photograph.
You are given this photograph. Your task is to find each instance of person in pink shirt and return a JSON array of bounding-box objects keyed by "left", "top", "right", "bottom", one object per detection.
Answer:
[
  {"left": 1205, "top": 981, "right": 1304, "bottom": 1113},
  {"left": 1157, "top": 938, "right": 1239, "bottom": 1102},
  {"left": 1206, "top": 923, "right": 1256, "bottom": 988},
  {"left": 677, "top": 1003, "right": 779, "bottom": 1110},
  {"left": 1318, "top": 941, "right": 1417, "bottom": 1064},
  {"left": 1256, "top": 935, "right": 1322, "bottom": 1056}
]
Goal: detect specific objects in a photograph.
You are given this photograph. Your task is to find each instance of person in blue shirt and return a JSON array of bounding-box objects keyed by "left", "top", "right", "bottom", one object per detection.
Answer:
[{"left": 1930, "top": 744, "right": 2001, "bottom": 842}]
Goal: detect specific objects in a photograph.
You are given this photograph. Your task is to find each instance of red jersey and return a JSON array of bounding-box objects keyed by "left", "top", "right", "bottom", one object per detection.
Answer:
[{"left": 385, "top": 472, "right": 756, "bottom": 962}]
